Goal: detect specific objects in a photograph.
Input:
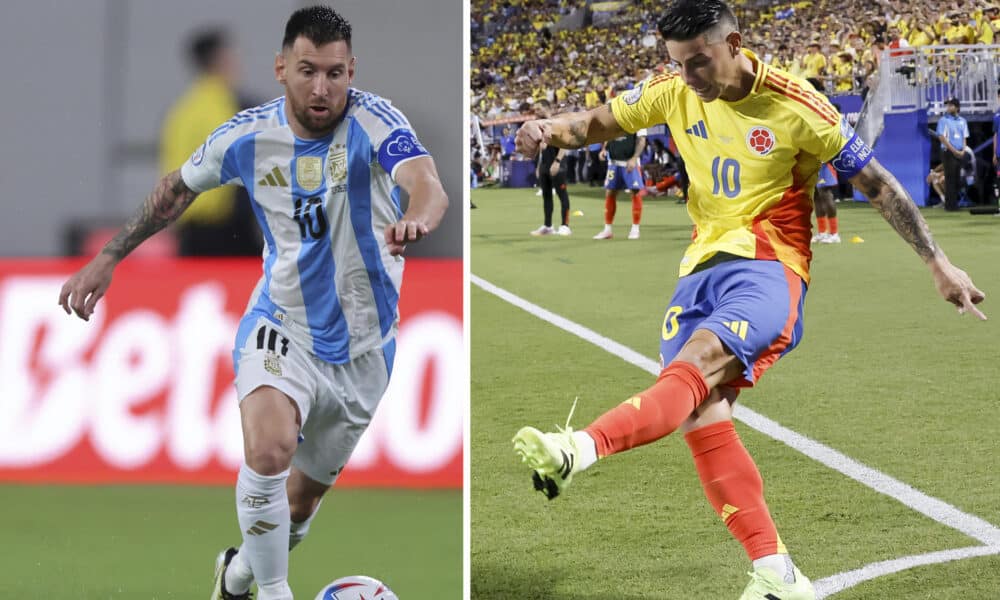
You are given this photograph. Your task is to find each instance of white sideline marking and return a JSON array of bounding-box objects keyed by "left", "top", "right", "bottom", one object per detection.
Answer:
[
  {"left": 473, "top": 274, "right": 1000, "bottom": 595},
  {"left": 813, "top": 545, "right": 1000, "bottom": 597}
]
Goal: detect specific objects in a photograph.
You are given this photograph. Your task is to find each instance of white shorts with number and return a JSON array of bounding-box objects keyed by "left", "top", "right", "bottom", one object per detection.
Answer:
[{"left": 233, "top": 315, "right": 394, "bottom": 486}]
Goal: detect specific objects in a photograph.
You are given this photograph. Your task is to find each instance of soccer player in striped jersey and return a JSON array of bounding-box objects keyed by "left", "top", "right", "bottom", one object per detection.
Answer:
[
  {"left": 59, "top": 6, "right": 448, "bottom": 600},
  {"left": 513, "top": 1, "right": 984, "bottom": 598}
]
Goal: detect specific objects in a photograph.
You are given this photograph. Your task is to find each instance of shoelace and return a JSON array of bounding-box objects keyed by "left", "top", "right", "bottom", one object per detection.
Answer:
[{"left": 553, "top": 397, "right": 579, "bottom": 437}]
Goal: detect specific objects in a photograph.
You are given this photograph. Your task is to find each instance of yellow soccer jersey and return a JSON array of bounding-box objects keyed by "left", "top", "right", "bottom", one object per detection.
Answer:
[{"left": 611, "top": 50, "right": 865, "bottom": 283}]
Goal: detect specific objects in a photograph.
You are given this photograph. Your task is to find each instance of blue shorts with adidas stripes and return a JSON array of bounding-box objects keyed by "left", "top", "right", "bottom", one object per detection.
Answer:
[
  {"left": 604, "top": 163, "right": 645, "bottom": 191},
  {"left": 658, "top": 257, "right": 806, "bottom": 388}
]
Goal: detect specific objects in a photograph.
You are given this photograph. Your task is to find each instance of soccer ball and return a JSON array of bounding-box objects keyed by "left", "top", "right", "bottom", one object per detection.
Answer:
[{"left": 314, "top": 575, "right": 398, "bottom": 600}]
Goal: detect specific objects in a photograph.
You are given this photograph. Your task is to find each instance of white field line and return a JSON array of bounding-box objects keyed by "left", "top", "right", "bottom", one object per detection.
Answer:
[
  {"left": 473, "top": 274, "right": 1000, "bottom": 595},
  {"left": 813, "top": 545, "right": 1000, "bottom": 598}
]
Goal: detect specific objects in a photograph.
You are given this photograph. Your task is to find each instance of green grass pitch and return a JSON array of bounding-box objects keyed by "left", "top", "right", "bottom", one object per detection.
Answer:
[
  {"left": 471, "top": 183, "right": 1000, "bottom": 598},
  {"left": 1, "top": 485, "right": 460, "bottom": 599}
]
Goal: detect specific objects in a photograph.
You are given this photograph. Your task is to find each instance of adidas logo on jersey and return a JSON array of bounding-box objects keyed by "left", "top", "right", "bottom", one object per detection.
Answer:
[
  {"left": 685, "top": 120, "right": 708, "bottom": 139},
  {"left": 257, "top": 166, "right": 289, "bottom": 187}
]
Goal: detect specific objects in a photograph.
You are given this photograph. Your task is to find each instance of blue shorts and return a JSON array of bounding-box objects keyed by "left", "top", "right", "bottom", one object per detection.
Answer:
[
  {"left": 604, "top": 163, "right": 644, "bottom": 191},
  {"left": 659, "top": 258, "right": 806, "bottom": 388},
  {"left": 816, "top": 162, "right": 838, "bottom": 188}
]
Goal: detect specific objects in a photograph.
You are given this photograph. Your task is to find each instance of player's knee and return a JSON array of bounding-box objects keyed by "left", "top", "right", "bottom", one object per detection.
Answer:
[{"left": 244, "top": 442, "right": 296, "bottom": 476}]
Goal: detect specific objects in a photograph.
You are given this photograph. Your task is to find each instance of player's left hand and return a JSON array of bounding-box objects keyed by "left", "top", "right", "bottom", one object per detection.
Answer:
[
  {"left": 384, "top": 219, "right": 429, "bottom": 256},
  {"left": 549, "top": 162, "right": 560, "bottom": 177},
  {"left": 931, "top": 259, "right": 986, "bottom": 320},
  {"left": 626, "top": 158, "right": 638, "bottom": 172}
]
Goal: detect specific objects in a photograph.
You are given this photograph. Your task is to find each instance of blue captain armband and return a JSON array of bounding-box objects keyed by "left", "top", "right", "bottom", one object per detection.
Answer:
[
  {"left": 830, "top": 132, "right": 874, "bottom": 179},
  {"left": 378, "top": 129, "right": 430, "bottom": 177}
]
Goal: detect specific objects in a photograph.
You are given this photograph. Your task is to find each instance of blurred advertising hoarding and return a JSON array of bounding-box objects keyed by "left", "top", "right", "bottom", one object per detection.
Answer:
[{"left": 0, "top": 258, "right": 463, "bottom": 488}]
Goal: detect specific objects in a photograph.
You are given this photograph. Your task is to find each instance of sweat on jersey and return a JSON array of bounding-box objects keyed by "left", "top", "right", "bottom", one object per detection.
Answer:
[
  {"left": 180, "top": 90, "right": 430, "bottom": 364},
  {"left": 611, "top": 49, "right": 872, "bottom": 284}
]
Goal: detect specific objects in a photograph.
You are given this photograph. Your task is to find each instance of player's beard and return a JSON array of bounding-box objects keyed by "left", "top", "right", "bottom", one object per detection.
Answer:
[{"left": 292, "top": 98, "right": 344, "bottom": 136}]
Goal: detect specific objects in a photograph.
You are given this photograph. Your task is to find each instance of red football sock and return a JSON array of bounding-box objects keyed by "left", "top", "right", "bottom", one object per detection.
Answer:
[
  {"left": 816, "top": 216, "right": 828, "bottom": 234},
  {"left": 685, "top": 421, "right": 785, "bottom": 560},
  {"left": 656, "top": 175, "right": 678, "bottom": 192},
  {"left": 584, "top": 361, "right": 709, "bottom": 458},
  {"left": 828, "top": 216, "right": 839, "bottom": 234},
  {"left": 631, "top": 193, "right": 643, "bottom": 225},
  {"left": 604, "top": 192, "right": 617, "bottom": 225}
]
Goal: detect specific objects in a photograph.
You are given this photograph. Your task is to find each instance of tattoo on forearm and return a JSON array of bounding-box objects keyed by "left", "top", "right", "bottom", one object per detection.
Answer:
[
  {"left": 857, "top": 160, "right": 939, "bottom": 261},
  {"left": 566, "top": 119, "right": 588, "bottom": 148},
  {"left": 102, "top": 171, "right": 198, "bottom": 260}
]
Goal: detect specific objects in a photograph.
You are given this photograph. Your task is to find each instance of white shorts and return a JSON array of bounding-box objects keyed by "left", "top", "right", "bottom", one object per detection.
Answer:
[{"left": 233, "top": 315, "right": 394, "bottom": 486}]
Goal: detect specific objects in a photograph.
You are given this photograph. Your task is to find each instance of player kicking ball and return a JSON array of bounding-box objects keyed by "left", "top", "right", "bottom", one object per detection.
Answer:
[
  {"left": 512, "top": 1, "right": 985, "bottom": 599},
  {"left": 59, "top": 6, "right": 448, "bottom": 600}
]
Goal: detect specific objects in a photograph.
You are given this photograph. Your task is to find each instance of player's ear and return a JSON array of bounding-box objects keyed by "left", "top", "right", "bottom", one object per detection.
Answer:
[
  {"left": 275, "top": 51, "right": 287, "bottom": 85},
  {"left": 726, "top": 31, "right": 742, "bottom": 57},
  {"left": 348, "top": 56, "right": 357, "bottom": 84}
]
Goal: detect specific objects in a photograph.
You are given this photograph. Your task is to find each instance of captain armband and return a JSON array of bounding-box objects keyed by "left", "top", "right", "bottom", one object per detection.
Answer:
[{"left": 830, "top": 132, "right": 874, "bottom": 179}]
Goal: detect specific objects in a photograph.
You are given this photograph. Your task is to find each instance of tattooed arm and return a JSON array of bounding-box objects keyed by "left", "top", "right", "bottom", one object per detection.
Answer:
[
  {"left": 515, "top": 104, "right": 625, "bottom": 158},
  {"left": 850, "top": 158, "right": 986, "bottom": 319},
  {"left": 59, "top": 170, "right": 199, "bottom": 320}
]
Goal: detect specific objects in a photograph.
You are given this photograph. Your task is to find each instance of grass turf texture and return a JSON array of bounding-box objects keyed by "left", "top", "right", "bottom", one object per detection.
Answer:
[
  {"left": 471, "top": 184, "right": 1000, "bottom": 598},
  {"left": 2, "top": 485, "right": 460, "bottom": 599}
]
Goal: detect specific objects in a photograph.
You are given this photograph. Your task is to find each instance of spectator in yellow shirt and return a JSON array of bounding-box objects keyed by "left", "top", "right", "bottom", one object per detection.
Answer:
[
  {"left": 801, "top": 42, "right": 827, "bottom": 79},
  {"left": 160, "top": 28, "right": 261, "bottom": 256}
]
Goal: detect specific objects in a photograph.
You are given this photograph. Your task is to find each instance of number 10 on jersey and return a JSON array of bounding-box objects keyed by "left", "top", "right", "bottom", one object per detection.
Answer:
[
  {"left": 711, "top": 156, "right": 741, "bottom": 199},
  {"left": 293, "top": 196, "right": 329, "bottom": 240}
]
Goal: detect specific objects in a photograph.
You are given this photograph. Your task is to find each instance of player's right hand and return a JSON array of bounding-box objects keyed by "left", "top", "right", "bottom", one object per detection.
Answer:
[
  {"left": 58, "top": 255, "right": 116, "bottom": 321},
  {"left": 515, "top": 119, "right": 550, "bottom": 159},
  {"left": 930, "top": 259, "right": 986, "bottom": 320}
]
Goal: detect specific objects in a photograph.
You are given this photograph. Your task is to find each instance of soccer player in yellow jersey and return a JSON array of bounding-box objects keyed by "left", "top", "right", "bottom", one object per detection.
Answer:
[{"left": 512, "top": 1, "right": 986, "bottom": 598}]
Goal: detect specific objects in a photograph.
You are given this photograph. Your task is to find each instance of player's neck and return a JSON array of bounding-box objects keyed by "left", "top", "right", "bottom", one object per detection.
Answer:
[{"left": 718, "top": 54, "right": 756, "bottom": 102}]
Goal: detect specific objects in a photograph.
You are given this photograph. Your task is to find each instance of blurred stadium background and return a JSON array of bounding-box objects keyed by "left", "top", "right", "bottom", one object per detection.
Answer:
[
  {"left": 0, "top": 1, "right": 462, "bottom": 598},
  {"left": 471, "top": 0, "right": 1000, "bottom": 598}
]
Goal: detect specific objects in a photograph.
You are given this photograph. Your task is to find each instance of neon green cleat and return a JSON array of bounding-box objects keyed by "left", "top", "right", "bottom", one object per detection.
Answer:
[
  {"left": 210, "top": 547, "right": 253, "bottom": 600},
  {"left": 738, "top": 566, "right": 815, "bottom": 600},
  {"left": 512, "top": 400, "right": 582, "bottom": 500}
]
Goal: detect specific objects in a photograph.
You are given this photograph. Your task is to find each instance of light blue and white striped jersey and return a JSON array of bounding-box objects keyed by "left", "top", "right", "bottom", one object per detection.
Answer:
[{"left": 180, "top": 89, "right": 430, "bottom": 364}]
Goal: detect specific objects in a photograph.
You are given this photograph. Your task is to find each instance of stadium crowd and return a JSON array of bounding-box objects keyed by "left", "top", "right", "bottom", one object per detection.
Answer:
[{"left": 472, "top": 0, "right": 1000, "bottom": 119}]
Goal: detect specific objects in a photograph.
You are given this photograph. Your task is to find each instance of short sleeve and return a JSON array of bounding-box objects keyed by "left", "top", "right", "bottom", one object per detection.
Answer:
[
  {"left": 609, "top": 73, "right": 677, "bottom": 135},
  {"left": 376, "top": 128, "right": 431, "bottom": 180},
  {"left": 789, "top": 85, "right": 873, "bottom": 177},
  {"left": 180, "top": 121, "right": 243, "bottom": 193}
]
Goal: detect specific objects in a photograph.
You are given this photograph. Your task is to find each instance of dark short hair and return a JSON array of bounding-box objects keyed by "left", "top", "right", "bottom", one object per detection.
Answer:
[
  {"left": 657, "top": 0, "right": 739, "bottom": 42},
  {"left": 282, "top": 5, "right": 352, "bottom": 50},
  {"left": 945, "top": 97, "right": 960, "bottom": 109},
  {"left": 188, "top": 28, "right": 228, "bottom": 71}
]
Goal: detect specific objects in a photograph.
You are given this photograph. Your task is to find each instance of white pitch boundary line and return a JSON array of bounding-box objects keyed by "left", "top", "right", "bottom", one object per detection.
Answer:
[
  {"left": 812, "top": 545, "right": 1000, "bottom": 597},
  {"left": 473, "top": 274, "right": 1000, "bottom": 596}
]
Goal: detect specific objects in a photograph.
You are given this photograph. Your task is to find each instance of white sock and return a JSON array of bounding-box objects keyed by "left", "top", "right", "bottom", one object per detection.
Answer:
[
  {"left": 630, "top": 224, "right": 640, "bottom": 232},
  {"left": 603, "top": 224, "right": 613, "bottom": 233},
  {"left": 225, "top": 548, "right": 254, "bottom": 595},
  {"left": 289, "top": 499, "right": 321, "bottom": 551},
  {"left": 571, "top": 431, "right": 599, "bottom": 471},
  {"left": 752, "top": 553, "right": 796, "bottom": 583},
  {"left": 233, "top": 464, "right": 292, "bottom": 597}
]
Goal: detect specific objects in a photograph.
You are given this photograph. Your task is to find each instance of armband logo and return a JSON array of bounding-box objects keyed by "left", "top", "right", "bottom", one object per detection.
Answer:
[{"left": 385, "top": 131, "right": 426, "bottom": 157}]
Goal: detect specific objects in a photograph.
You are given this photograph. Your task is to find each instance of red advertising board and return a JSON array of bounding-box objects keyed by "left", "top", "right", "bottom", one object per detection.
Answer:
[{"left": 0, "top": 258, "right": 463, "bottom": 488}]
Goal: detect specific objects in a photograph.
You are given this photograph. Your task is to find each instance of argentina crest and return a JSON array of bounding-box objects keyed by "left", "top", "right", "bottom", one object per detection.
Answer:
[
  {"left": 327, "top": 143, "right": 347, "bottom": 183},
  {"left": 296, "top": 156, "right": 324, "bottom": 192}
]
